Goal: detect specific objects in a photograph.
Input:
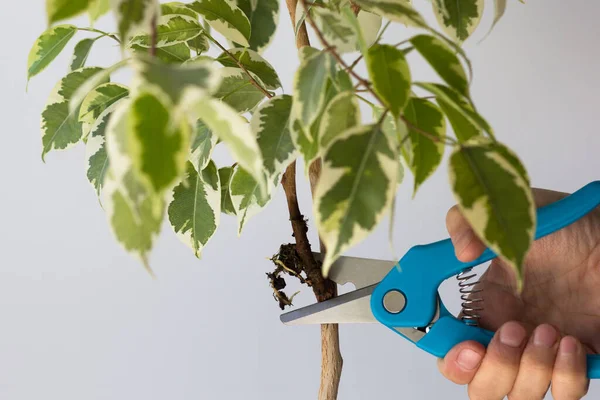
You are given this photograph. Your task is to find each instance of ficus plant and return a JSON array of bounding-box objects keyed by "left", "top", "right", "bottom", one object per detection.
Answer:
[{"left": 27, "top": 0, "right": 532, "bottom": 398}]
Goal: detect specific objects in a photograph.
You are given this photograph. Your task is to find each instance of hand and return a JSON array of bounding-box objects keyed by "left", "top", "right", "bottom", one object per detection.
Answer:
[{"left": 437, "top": 187, "right": 600, "bottom": 399}]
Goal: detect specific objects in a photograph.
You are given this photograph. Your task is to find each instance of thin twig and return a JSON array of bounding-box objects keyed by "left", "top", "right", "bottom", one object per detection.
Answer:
[
  {"left": 77, "top": 27, "right": 121, "bottom": 43},
  {"left": 401, "top": 115, "right": 458, "bottom": 145},
  {"left": 149, "top": 14, "right": 157, "bottom": 57}
]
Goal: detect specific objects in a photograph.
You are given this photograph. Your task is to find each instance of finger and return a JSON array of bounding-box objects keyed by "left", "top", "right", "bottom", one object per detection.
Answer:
[
  {"left": 551, "top": 336, "right": 590, "bottom": 400},
  {"left": 508, "top": 323, "right": 559, "bottom": 400},
  {"left": 467, "top": 321, "right": 527, "bottom": 400},
  {"left": 446, "top": 205, "right": 486, "bottom": 262},
  {"left": 437, "top": 341, "right": 485, "bottom": 385}
]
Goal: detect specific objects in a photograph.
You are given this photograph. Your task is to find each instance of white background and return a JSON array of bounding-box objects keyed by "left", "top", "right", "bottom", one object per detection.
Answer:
[{"left": 1, "top": 1, "right": 599, "bottom": 399}]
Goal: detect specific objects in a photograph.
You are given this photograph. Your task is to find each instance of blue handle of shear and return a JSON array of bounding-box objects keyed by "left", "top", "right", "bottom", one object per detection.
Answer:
[{"left": 370, "top": 181, "right": 600, "bottom": 379}]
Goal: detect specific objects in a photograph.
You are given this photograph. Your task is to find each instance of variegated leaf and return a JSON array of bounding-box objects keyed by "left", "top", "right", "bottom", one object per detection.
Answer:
[
  {"left": 438, "top": 98, "right": 479, "bottom": 142},
  {"left": 85, "top": 104, "right": 116, "bottom": 197},
  {"left": 127, "top": 89, "right": 191, "bottom": 194},
  {"left": 235, "top": 0, "right": 279, "bottom": 53},
  {"left": 415, "top": 82, "right": 493, "bottom": 138},
  {"left": 111, "top": 0, "right": 160, "bottom": 44},
  {"left": 168, "top": 161, "right": 220, "bottom": 258},
  {"left": 449, "top": 137, "right": 535, "bottom": 289},
  {"left": 319, "top": 91, "right": 361, "bottom": 150},
  {"left": 187, "top": 0, "right": 251, "bottom": 47},
  {"left": 250, "top": 95, "right": 297, "bottom": 182},
  {"left": 27, "top": 25, "right": 77, "bottom": 82},
  {"left": 491, "top": 0, "right": 507, "bottom": 32},
  {"left": 130, "top": 14, "right": 204, "bottom": 48},
  {"left": 190, "top": 120, "right": 218, "bottom": 172},
  {"left": 130, "top": 42, "right": 191, "bottom": 63},
  {"left": 193, "top": 97, "right": 266, "bottom": 193},
  {"left": 187, "top": 34, "right": 210, "bottom": 53},
  {"left": 46, "top": 0, "right": 89, "bottom": 24},
  {"left": 230, "top": 166, "right": 272, "bottom": 235},
  {"left": 79, "top": 83, "right": 129, "bottom": 134},
  {"left": 315, "top": 123, "right": 398, "bottom": 275},
  {"left": 89, "top": 0, "right": 110, "bottom": 22},
  {"left": 218, "top": 166, "right": 237, "bottom": 215},
  {"left": 213, "top": 67, "right": 267, "bottom": 113},
  {"left": 313, "top": 6, "right": 359, "bottom": 54},
  {"left": 357, "top": 10, "right": 382, "bottom": 48},
  {"left": 433, "top": 0, "right": 484, "bottom": 43},
  {"left": 410, "top": 34, "right": 469, "bottom": 97},
  {"left": 70, "top": 38, "right": 96, "bottom": 71},
  {"left": 216, "top": 48, "right": 281, "bottom": 90},
  {"left": 161, "top": 1, "right": 199, "bottom": 18},
  {"left": 366, "top": 44, "right": 411, "bottom": 117},
  {"left": 352, "top": 0, "right": 427, "bottom": 28},
  {"left": 403, "top": 97, "right": 445, "bottom": 195}
]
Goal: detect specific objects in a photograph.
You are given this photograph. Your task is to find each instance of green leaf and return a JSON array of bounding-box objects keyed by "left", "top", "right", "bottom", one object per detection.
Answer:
[
  {"left": 415, "top": 82, "right": 493, "bottom": 138},
  {"left": 230, "top": 166, "right": 272, "bottom": 235},
  {"left": 291, "top": 49, "right": 335, "bottom": 129},
  {"left": 437, "top": 98, "right": 479, "bottom": 142},
  {"left": 127, "top": 89, "right": 191, "bottom": 193},
  {"left": 216, "top": 48, "right": 281, "bottom": 90},
  {"left": 213, "top": 67, "right": 267, "bottom": 113},
  {"left": 235, "top": 0, "right": 279, "bottom": 53},
  {"left": 250, "top": 95, "right": 297, "bottom": 182},
  {"left": 187, "top": 0, "right": 251, "bottom": 47},
  {"left": 85, "top": 104, "right": 115, "bottom": 197},
  {"left": 131, "top": 14, "right": 204, "bottom": 48},
  {"left": 131, "top": 55, "right": 221, "bottom": 105},
  {"left": 46, "top": 0, "right": 89, "bottom": 24},
  {"left": 112, "top": 0, "right": 160, "bottom": 44},
  {"left": 27, "top": 25, "right": 77, "bottom": 82},
  {"left": 41, "top": 67, "right": 108, "bottom": 160},
  {"left": 356, "top": 10, "right": 382, "bottom": 49},
  {"left": 161, "top": 1, "right": 199, "bottom": 18},
  {"left": 315, "top": 124, "right": 398, "bottom": 275},
  {"left": 88, "top": 0, "right": 110, "bottom": 22},
  {"left": 168, "top": 161, "right": 221, "bottom": 258},
  {"left": 491, "top": 0, "right": 507, "bottom": 32},
  {"left": 189, "top": 120, "right": 218, "bottom": 172},
  {"left": 433, "top": 0, "right": 484, "bottom": 42},
  {"left": 410, "top": 34, "right": 469, "bottom": 97},
  {"left": 131, "top": 42, "right": 192, "bottom": 63},
  {"left": 79, "top": 83, "right": 129, "bottom": 129},
  {"left": 352, "top": 0, "right": 427, "bottom": 28},
  {"left": 366, "top": 44, "right": 411, "bottom": 117},
  {"left": 313, "top": 6, "right": 359, "bottom": 54},
  {"left": 193, "top": 97, "right": 266, "bottom": 193},
  {"left": 319, "top": 91, "right": 361, "bottom": 149},
  {"left": 403, "top": 98, "right": 445, "bottom": 195},
  {"left": 69, "top": 38, "right": 96, "bottom": 71},
  {"left": 448, "top": 137, "right": 535, "bottom": 289},
  {"left": 187, "top": 34, "right": 210, "bottom": 53},
  {"left": 218, "top": 166, "right": 237, "bottom": 215}
]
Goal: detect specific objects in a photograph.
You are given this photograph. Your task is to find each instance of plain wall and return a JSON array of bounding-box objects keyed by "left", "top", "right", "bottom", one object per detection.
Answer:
[{"left": 1, "top": 1, "right": 599, "bottom": 398}]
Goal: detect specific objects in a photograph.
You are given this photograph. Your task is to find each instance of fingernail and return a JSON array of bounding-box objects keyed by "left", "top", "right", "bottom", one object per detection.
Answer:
[
  {"left": 559, "top": 336, "right": 579, "bottom": 355},
  {"left": 533, "top": 324, "right": 557, "bottom": 348},
  {"left": 499, "top": 322, "right": 527, "bottom": 348},
  {"left": 453, "top": 229, "right": 474, "bottom": 256},
  {"left": 457, "top": 349, "right": 482, "bottom": 370}
]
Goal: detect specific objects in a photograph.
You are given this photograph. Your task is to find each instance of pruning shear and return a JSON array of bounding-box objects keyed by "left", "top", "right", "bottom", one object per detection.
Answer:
[{"left": 281, "top": 181, "right": 600, "bottom": 379}]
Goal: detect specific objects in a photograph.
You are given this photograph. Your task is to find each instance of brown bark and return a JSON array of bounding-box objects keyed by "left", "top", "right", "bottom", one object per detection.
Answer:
[{"left": 281, "top": 2, "right": 343, "bottom": 399}]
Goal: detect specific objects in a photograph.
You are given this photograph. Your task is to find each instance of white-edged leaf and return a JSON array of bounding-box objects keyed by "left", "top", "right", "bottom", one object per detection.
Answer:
[
  {"left": 314, "top": 123, "right": 398, "bottom": 276},
  {"left": 130, "top": 42, "right": 191, "bottom": 63},
  {"left": 190, "top": 120, "right": 218, "bottom": 172},
  {"left": 250, "top": 94, "right": 297, "bottom": 182},
  {"left": 27, "top": 25, "right": 77, "bottom": 82},
  {"left": 366, "top": 44, "right": 411, "bottom": 116},
  {"left": 357, "top": 10, "right": 382, "bottom": 48},
  {"left": 89, "top": 0, "right": 110, "bottom": 22},
  {"left": 187, "top": 0, "right": 251, "bottom": 47},
  {"left": 79, "top": 83, "right": 129, "bottom": 129},
  {"left": 235, "top": 0, "right": 279, "bottom": 53},
  {"left": 403, "top": 97, "right": 445, "bottom": 195},
  {"left": 213, "top": 67, "right": 267, "bottom": 113},
  {"left": 168, "top": 160, "right": 221, "bottom": 258},
  {"left": 161, "top": 1, "right": 199, "bottom": 18},
  {"left": 46, "top": 0, "right": 89, "bottom": 24},
  {"left": 193, "top": 97, "right": 266, "bottom": 193},
  {"left": 130, "top": 14, "right": 203, "bottom": 48},
  {"left": 216, "top": 48, "right": 281, "bottom": 90},
  {"left": 410, "top": 34, "right": 469, "bottom": 97},
  {"left": 218, "top": 166, "right": 237, "bottom": 215},
  {"left": 319, "top": 91, "right": 361, "bottom": 149},
  {"left": 70, "top": 38, "right": 96, "bottom": 71},
  {"left": 230, "top": 166, "right": 273, "bottom": 235},
  {"left": 352, "top": 0, "right": 427, "bottom": 28},
  {"left": 111, "top": 0, "right": 160, "bottom": 44},
  {"left": 432, "top": 0, "right": 484, "bottom": 42},
  {"left": 313, "top": 6, "right": 359, "bottom": 54},
  {"left": 85, "top": 103, "right": 117, "bottom": 197},
  {"left": 187, "top": 34, "right": 210, "bottom": 53},
  {"left": 448, "top": 136, "right": 535, "bottom": 289}
]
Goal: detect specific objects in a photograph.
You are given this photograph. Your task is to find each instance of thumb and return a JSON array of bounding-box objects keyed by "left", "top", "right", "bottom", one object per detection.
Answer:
[{"left": 446, "top": 205, "right": 486, "bottom": 262}]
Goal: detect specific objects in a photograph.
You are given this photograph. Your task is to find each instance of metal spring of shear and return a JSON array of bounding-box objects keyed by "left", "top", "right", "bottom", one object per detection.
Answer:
[{"left": 281, "top": 181, "right": 600, "bottom": 379}]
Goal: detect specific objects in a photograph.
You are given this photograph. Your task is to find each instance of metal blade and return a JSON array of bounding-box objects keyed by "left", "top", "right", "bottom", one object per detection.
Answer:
[
  {"left": 280, "top": 285, "right": 377, "bottom": 325},
  {"left": 313, "top": 252, "right": 395, "bottom": 289}
]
